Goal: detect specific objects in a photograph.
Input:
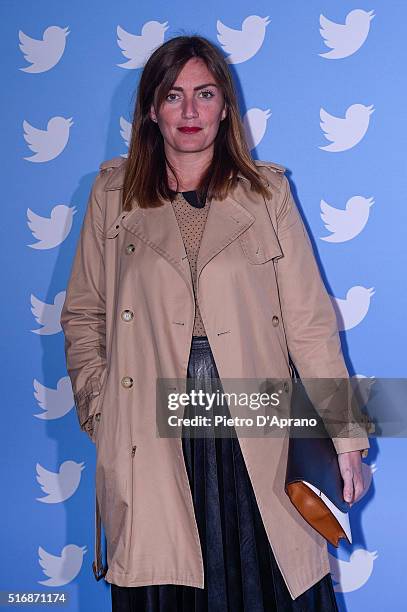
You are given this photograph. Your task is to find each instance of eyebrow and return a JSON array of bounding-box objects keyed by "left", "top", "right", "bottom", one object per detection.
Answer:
[{"left": 169, "top": 83, "right": 219, "bottom": 91}]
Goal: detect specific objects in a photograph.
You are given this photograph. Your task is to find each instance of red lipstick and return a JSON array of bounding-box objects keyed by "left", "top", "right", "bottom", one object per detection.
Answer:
[{"left": 178, "top": 127, "right": 202, "bottom": 133}]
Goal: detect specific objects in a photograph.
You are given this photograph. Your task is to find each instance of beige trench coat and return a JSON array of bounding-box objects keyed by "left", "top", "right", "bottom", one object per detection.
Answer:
[{"left": 60, "top": 156, "right": 370, "bottom": 600}]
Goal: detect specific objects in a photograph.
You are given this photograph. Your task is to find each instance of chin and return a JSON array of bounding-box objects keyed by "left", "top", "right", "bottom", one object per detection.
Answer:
[{"left": 173, "top": 141, "right": 208, "bottom": 152}]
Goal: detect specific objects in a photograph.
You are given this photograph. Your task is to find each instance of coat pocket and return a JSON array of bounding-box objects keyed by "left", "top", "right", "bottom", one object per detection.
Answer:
[{"left": 238, "top": 224, "right": 283, "bottom": 264}]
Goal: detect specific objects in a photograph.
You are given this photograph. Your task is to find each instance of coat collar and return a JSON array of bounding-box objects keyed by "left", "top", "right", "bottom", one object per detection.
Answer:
[
  {"left": 106, "top": 188, "right": 255, "bottom": 299},
  {"left": 102, "top": 159, "right": 266, "bottom": 297},
  {"left": 102, "top": 157, "right": 250, "bottom": 191}
]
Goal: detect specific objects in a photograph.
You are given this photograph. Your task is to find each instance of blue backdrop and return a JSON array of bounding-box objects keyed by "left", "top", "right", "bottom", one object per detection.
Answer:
[{"left": 1, "top": 0, "right": 405, "bottom": 609}]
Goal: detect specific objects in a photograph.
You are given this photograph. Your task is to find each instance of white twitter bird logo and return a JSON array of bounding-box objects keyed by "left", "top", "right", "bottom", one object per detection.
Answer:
[
  {"left": 243, "top": 108, "right": 271, "bottom": 150},
  {"left": 319, "top": 10, "right": 375, "bottom": 60},
  {"left": 330, "top": 286, "right": 375, "bottom": 331},
  {"left": 36, "top": 460, "right": 85, "bottom": 503},
  {"left": 23, "top": 117, "right": 73, "bottom": 162},
  {"left": 27, "top": 204, "right": 77, "bottom": 249},
  {"left": 38, "top": 544, "right": 87, "bottom": 586},
  {"left": 31, "top": 291, "right": 66, "bottom": 335},
  {"left": 329, "top": 549, "right": 378, "bottom": 592},
  {"left": 19, "top": 26, "right": 70, "bottom": 73},
  {"left": 120, "top": 116, "right": 132, "bottom": 153},
  {"left": 117, "top": 21, "right": 169, "bottom": 69},
  {"left": 320, "top": 195, "right": 374, "bottom": 242},
  {"left": 33, "top": 376, "right": 74, "bottom": 421},
  {"left": 319, "top": 103, "right": 374, "bottom": 152},
  {"left": 217, "top": 16, "right": 270, "bottom": 64}
]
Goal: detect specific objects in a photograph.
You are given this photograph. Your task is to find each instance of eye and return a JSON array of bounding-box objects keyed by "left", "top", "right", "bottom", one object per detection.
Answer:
[
  {"left": 199, "top": 89, "right": 215, "bottom": 98},
  {"left": 165, "top": 89, "right": 216, "bottom": 102}
]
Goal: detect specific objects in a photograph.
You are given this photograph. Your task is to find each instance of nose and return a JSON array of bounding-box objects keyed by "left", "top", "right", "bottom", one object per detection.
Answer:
[{"left": 181, "top": 96, "right": 199, "bottom": 119}]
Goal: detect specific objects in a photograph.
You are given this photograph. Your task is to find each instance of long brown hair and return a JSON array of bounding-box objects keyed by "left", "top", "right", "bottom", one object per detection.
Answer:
[{"left": 122, "top": 35, "right": 271, "bottom": 211}]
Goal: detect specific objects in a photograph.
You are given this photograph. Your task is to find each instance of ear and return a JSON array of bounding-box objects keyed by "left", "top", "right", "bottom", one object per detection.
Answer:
[
  {"left": 150, "top": 104, "right": 158, "bottom": 123},
  {"left": 221, "top": 104, "right": 228, "bottom": 121}
]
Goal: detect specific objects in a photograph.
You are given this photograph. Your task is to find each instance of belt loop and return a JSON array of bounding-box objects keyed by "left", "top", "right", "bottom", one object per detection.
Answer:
[{"left": 92, "top": 489, "right": 107, "bottom": 581}]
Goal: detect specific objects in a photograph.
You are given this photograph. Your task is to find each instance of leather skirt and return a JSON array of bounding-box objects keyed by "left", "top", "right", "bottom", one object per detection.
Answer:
[{"left": 111, "top": 335, "right": 339, "bottom": 611}]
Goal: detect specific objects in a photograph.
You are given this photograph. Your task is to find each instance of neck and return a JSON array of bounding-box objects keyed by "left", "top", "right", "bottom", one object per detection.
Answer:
[{"left": 165, "top": 145, "right": 213, "bottom": 191}]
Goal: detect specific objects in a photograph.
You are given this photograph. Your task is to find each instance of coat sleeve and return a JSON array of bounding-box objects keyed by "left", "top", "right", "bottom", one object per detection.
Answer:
[
  {"left": 60, "top": 172, "right": 107, "bottom": 441},
  {"left": 273, "top": 173, "right": 370, "bottom": 458}
]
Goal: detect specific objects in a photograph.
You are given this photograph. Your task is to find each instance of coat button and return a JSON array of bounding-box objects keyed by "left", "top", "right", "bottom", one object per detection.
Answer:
[
  {"left": 121, "top": 309, "right": 134, "bottom": 322},
  {"left": 126, "top": 244, "right": 136, "bottom": 254},
  {"left": 272, "top": 315, "right": 279, "bottom": 327},
  {"left": 121, "top": 376, "right": 133, "bottom": 389},
  {"left": 95, "top": 413, "right": 101, "bottom": 421}
]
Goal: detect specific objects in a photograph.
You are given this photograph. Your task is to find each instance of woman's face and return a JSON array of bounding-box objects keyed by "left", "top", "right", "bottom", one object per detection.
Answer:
[{"left": 150, "top": 57, "right": 227, "bottom": 156}]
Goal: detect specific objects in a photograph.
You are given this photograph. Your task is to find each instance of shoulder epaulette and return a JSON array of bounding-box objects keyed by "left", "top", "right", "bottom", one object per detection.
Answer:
[
  {"left": 99, "top": 156, "right": 126, "bottom": 172},
  {"left": 254, "top": 159, "right": 286, "bottom": 174}
]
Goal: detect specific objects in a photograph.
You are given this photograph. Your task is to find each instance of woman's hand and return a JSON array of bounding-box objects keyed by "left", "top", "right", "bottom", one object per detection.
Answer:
[{"left": 337, "top": 450, "right": 365, "bottom": 506}]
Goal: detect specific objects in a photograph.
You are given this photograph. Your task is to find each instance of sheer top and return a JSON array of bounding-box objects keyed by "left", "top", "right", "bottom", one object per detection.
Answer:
[{"left": 169, "top": 190, "right": 209, "bottom": 336}]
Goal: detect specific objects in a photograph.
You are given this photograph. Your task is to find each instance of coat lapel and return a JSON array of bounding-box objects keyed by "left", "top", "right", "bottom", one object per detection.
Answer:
[
  {"left": 196, "top": 191, "right": 255, "bottom": 288},
  {"left": 122, "top": 200, "right": 195, "bottom": 295}
]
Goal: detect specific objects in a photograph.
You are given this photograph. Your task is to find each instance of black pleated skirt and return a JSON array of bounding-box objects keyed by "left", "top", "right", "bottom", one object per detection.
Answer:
[{"left": 111, "top": 336, "right": 339, "bottom": 611}]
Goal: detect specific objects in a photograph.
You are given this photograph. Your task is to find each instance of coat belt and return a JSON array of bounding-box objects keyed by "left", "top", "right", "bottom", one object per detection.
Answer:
[{"left": 92, "top": 489, "right": 108, "bottom": 581}]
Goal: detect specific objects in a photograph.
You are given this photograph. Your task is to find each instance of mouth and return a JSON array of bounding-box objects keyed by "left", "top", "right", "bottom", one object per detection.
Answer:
[{"left": 178, "top": 127, "right": 203, "bottom": 134}]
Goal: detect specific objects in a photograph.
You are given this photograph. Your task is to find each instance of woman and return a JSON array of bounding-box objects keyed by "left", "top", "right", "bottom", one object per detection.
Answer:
[{"left": 60, "top": 35, "right": 369, "bottom": 611}]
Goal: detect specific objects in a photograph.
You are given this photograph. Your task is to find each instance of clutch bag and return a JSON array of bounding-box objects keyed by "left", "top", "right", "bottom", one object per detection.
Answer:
[{"left": 284, "top": 369, "right": 352, "bottom": 547}]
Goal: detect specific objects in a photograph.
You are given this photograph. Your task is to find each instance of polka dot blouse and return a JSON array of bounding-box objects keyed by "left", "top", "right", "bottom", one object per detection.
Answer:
[{"left": 170, "top": 190, "right": 210, "bottom": 337}]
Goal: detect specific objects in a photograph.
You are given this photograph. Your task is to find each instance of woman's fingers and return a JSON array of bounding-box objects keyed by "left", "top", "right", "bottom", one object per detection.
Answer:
[
  {"left": 338, "top": 450, "right": 365, "bottom": 506},
  {"left": 342, "top": 468, "right": 354, "bottom": 504},
  {"left": 351, "top": 468, "right": 365, "bottom": 505}
]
